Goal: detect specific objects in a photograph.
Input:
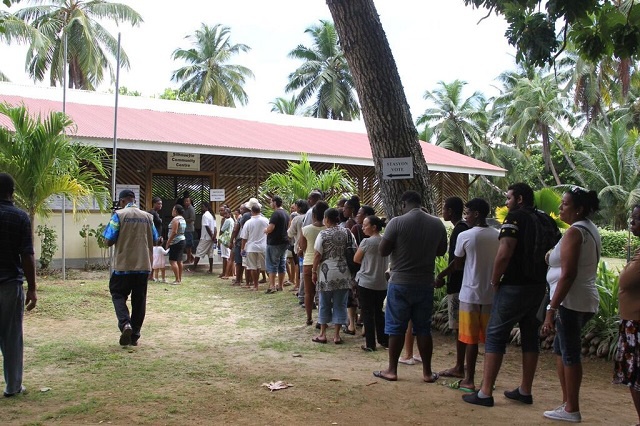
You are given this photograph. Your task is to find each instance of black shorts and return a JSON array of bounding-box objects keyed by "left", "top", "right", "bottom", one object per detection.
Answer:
[{"left": 169, "top": 241, "right": 185, "bottom": 261}]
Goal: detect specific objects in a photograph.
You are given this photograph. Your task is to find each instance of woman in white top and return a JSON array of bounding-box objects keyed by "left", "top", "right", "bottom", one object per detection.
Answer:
[
  {"left": 354, "top": 215, "right": 389, "bottom": 352},
  {"left": 299, "top": 201, "right": 329, "bottom": 326},
  {"left": 542, "top": 188, "right": 601, "bottom": 423}
]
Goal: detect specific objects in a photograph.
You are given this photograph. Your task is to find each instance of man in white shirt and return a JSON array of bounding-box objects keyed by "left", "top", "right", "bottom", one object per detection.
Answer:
[
  {"left": 190, "top": 201, "right": 217, "bottom": 274},
  {"left": 454, "top": 198, "right": 499, "bottom": 392},
  {"left": 240, "top": 203, "right": 269, "bottom": 290}
]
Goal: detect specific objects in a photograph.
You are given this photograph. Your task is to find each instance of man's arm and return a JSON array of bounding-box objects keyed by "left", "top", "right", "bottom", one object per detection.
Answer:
[
  {"left": 22, "top": 252, "right": 37, "bottom": 310},
  {"left": 265, "top": 223, "right": 275, "bottom": 234},
  {"left": 491, "top": 236, "right": 517, "bottom": 288},
  {"left": 379, "top": 237, "right": 394, "bottom": 257}
]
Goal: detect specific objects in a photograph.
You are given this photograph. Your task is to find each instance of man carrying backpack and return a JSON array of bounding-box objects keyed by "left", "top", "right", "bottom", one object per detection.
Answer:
[{"left": 463, "top": 183, "right": 560, "bottom": 407}]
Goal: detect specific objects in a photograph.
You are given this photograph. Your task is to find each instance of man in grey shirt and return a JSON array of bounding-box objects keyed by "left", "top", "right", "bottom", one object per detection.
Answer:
[{"left": 374, "top": 190, "right": 447, "bottom": 383}]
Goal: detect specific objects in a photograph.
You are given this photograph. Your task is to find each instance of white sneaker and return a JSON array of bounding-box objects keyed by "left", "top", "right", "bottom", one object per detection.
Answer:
[
  {"left": 398, "top": 357, "right": 415, "bottom": 365},
  {"left": 543, "top": 406, "right": 581, "bottom": 423}
]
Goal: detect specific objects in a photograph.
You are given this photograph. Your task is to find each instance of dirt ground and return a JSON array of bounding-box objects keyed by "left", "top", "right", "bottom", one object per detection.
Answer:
[{"left": 1, "top": 269, "right": 637, "bottom": 425}]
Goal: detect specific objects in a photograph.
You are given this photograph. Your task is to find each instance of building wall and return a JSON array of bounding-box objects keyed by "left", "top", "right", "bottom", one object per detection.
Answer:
[{"left": 37, "top": 149, "right": 469, "bottom": 266}]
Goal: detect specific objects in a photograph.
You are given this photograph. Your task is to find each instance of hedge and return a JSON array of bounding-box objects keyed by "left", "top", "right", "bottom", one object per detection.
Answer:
[{"left": 599, "top": 228, "right": 640, "bottom": 258}]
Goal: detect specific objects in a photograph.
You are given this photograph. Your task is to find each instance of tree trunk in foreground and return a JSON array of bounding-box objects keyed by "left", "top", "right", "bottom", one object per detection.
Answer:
[{"left": 327, "top": 0, "right": 436, "bottom": 217}]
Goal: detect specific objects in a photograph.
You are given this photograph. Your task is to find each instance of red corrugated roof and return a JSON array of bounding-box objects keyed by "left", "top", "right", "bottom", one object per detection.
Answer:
[{"left": 0, "top": 89, "right": 505, "bottom": 176}]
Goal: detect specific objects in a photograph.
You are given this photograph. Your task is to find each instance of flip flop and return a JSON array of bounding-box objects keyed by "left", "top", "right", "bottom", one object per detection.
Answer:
[
  {"left": 334, "top": 339, "right": 344, "bottom": 345},
  {"left": 373, "top": 371, "right": 397, "bottom": 382},
  {"left": 312, "top": 336, "right": 327, "bottom": 344},
  {"left": 424, "top": 372, "right": 440, "bottom": 383},
  {"left": 448, "top": 379, "right": 475, "bottom": 393},
  {"left": 439, "top": 368, "right": 465, "bottom": 378}
]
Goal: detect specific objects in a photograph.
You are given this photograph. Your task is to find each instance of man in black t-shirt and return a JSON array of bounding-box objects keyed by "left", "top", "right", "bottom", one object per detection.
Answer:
[
  {"left": 148, "top": 197, "right": 163, "bottom": 243},
  {"left": 464, "top": 183, "right": 559, "bottom": 408},
  {"left": 265, "top": 196, "right": 290, "bottom": 293},
  {"left": 434, "top": 196, "right": 468, "bottom": 379}
]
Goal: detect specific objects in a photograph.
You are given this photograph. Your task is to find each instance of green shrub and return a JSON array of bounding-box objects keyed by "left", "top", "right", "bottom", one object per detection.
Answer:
[
  {"left": 36, "top": 224, "right": 57, "bottom": 271},
  {"left": 599, "top": 228, "right": 640, "bottom": 258},
  {"left": 582, "top": 261, "right": 620, "bottom": 360}
]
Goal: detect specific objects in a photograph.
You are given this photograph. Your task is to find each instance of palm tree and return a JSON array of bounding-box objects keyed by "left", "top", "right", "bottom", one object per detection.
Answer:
[
  {"left": 0, "top": 9, "right": 48, "bottom": 81},
  {"left": 171, "top": 23, "right": 254, "bottom": 107},
  {"left": 416, "top": 80, "right": 487, "bottom": 155},
  {"left": 0, "top": 103, "right": 110, "bottom": 228},
  {"left": 260, "top": 154, "right": 355, "bottom": 208},
  {"left": 494, "top": 72, "right": 574, "bottom": 185},
  {"left": 270, "top": 96, "right": 299, "bottom": 115},
  {"left": 573, "top": 120, "right": 640, "bottom": 229},
  {"left": 285, "top": 20, "right": 359, "bottom": 120},
  {"left": 15, "top": 0, "right": 142, "bottom": 90}
]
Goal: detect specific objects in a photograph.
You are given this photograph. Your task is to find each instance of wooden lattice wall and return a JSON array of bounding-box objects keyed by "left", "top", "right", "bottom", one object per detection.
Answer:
[{"left": 112, "top": 149, "right": 468, "bottom": 215}]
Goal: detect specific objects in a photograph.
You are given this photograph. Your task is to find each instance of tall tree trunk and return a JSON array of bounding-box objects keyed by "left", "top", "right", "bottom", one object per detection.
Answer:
[{"left": 327, "top": 0, "right": 436, "bottom": 217}]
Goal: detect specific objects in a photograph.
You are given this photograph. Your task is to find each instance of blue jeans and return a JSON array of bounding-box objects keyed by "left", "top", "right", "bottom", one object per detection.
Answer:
[
  {"left": 553, "top": 306, "right": 594, "bottom": 365},
  {"left": 0, "top": 283, "right": 24, "bottom": 395},
  {"left": 318, "top": 289, "right": 349, "bottom": 325},
  {"left": 485, "top": 284, "right": 545, "bottom": 354},
  {"left": 384, "top": 283, "right": 433, "bottom": 336},
  {"left": 265, "top": 243, "right": 287, "bottom": 274}
]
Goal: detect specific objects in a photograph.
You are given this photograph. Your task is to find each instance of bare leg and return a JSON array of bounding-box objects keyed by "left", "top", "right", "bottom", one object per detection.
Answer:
[
  {"left": 416, "top": 335, "right": 436, "bottom": 381},
  {"left": 400, "top": 324, "right": 414, "bottom": 361},
  {"left": 462, "top": 343, "right": 479, "bottom": 389},
  {"left": 520, "top": 352, "right": 539, "bottom": 395},
  {"left": 333, "top": 324, "right": 342, "bottom": 343},
  {"left": 268, "top": 272, "right": 276, "bottom": 290},
  {"left": 315, "top": 324, "right": 327, "bottom": 341},
  {"left": 170, "top": 260, "right": 179, "bottom": 282},
  {"left": 250, "top": 269, "right": 259, "bottom": 289},
  {"left": 221, "top": 258, "right": 227, "bottom": 277},
  {"left": 376, "top": 334, "right": 404, "bottom": 380},
  {"left": 563, "top": 363, "right": 583, "bottom": 413},
  {"left": 630, "top": 388, "right": 640, "bottom": 425},
  {"left": 555, "top": 355, "right": 567, "bottom": 404},
  {"left": 208, "top": 258, "right": 213, "bottom": 273},
  {"left": 177, "top": 261, "right": 183, "bottom": 283},
  {"left": 479, "top": 352, "right": 504, "bottom": 397},
  {"left": 347, "top": 307, "right": 357, "bottom": 332},
  {"left": 161, "top": 268, "right": 165, "bottom": 281},
  {"left": 277, "top": 272, "right": 285, "bottom": 289}
]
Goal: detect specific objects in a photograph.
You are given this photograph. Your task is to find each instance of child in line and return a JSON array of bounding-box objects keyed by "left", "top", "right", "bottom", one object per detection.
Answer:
[{"left": 153, "top": 240, "right": 169, "bottom": 282}]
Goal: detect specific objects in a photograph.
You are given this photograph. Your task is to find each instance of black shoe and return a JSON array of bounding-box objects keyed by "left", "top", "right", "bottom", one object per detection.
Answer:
[
  {"left": 119, "top": 323, "right": 132, "bottom": 346},
  {"left": 462, "top": 391, "right": 494, "bottom": 407},
  {"left": 130, "top": 338, "right": 139, "bottom": 346},
  {"left": 504, "top": 388, "right": 533, "bottom": 404},
  {"left": 315, "top": 322, "right": 321, "bottom": 330},
  {"left": 4, "top": 385, "right": 27, "bottom": 397}
]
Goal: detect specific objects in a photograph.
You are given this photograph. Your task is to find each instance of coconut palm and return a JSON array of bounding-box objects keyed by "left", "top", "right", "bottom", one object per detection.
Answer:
[
  {"left": 171, "top": 23, "right": 254, "bottom": 107},
  {"left": 270, "top": 96, "right": 299, "bottom": 115},
  {"left": 285, "top": 20, "right": 359, "bottom": 120},
  {"left": 15, "top": 0, "right": 142, "bottom": 90},
  {"left": 0, "top": 103, "right": 110, "bottom": 228},
  {"left": 494, "top": 72, "right": 574, "bottom": 185},
  {"left": 416, "top": 80, "right": 487, "bottom": 155},
  {"left": 573, "top": 119, "right": 640, "bottom": 229},
  {"left": 0, "top": 9, "right": 48, "bottom": 81},
  {"left": 260, "top": 154, "right": 355, "bottom": 208}
]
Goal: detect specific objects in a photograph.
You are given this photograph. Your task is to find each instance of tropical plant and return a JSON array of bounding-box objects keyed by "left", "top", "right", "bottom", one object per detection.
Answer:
[
  {"left": 495, "top": 187, "right": 568, "bottom": 230},
  {"left": 79, "top": 222, "right": 108, "bottom": 269},
  {"left": 416, "top": 80, "right": 487, "bottom": 155},
  {"left": 36, "top": 223, "right": 57, "bottom": 270},
  {"left": 15, "top": 0, "right": 142, "bottom": 90},
  {"left": 582, "top": 261, "right": 620, "bottom": 360},
  {"left": 573, "top": 120, "right": 640, "bottom": 230},
  {"left": 494, "top": 72, "right": 574, "bottom": 185},
  {"left": 171, "top": 23, "right": 254, "bottom": 107},
  {"left": 259, "top": 153, "right": 355, "bottom": 208},
  {"left": 270, "top": 96, "right": 300, "bottom": 115},
  {"left": 0, "top": 7, "right": 47, "bottom": 81},
  {"left": 0, "top": 103, "right": 110, "bottom": 229},
  {"left": 157, "top": 87, "right": 204, "bottom": 103},
  {"left": 285, "top": 20, "right": 359, "bottom": 121}
]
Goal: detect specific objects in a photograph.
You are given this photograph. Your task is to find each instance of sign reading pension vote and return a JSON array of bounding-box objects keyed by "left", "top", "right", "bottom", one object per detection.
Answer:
[
  {"left": 167, "top": 152, "right": 200, "bottom": 171},
  {"left": 381, "top": 157, "right": 414, "bottom": 180}
]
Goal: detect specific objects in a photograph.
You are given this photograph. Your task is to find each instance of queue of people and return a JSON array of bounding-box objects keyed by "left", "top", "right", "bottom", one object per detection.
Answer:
[{"left": 4, "top": 172, "right": 640, "bottom": 425}]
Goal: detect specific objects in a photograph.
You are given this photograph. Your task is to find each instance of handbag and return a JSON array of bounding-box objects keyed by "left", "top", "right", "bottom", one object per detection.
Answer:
[
  {"left": 344, "top": 229, "right": 360, "bottom": 275},
  {"left": 218, "top": 227, "right": 232, "bottom": 246}
]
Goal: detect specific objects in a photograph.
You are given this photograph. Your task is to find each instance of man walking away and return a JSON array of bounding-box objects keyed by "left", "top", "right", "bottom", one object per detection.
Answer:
[
  {"left": 0, "top": 173, "right": 37, "bottom": 397},
  {"left": 103, "top": 190, "right": 158, "bottom": 347},
  {"left": 190, "top": 201, "right": 217, "bottom": 273}
]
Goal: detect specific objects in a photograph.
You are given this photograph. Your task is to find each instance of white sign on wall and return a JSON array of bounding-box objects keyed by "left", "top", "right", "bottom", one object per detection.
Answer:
[
  {"left": 115, "top": 184, "right": 141, "bottom": 205},
  {"left": 167, "top": 152, "right": 200, "bottom": 171},
  {"left": 381, "top": 157, "right": 414, "bottom": 180},
  {"left": 210, "top": 189, "right": 225, "bottom": 202}
]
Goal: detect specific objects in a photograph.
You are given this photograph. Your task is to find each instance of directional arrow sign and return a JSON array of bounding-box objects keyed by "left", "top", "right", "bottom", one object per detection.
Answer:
[{"left": 382, "top": 157, "right": 414, "bottom": 180}]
